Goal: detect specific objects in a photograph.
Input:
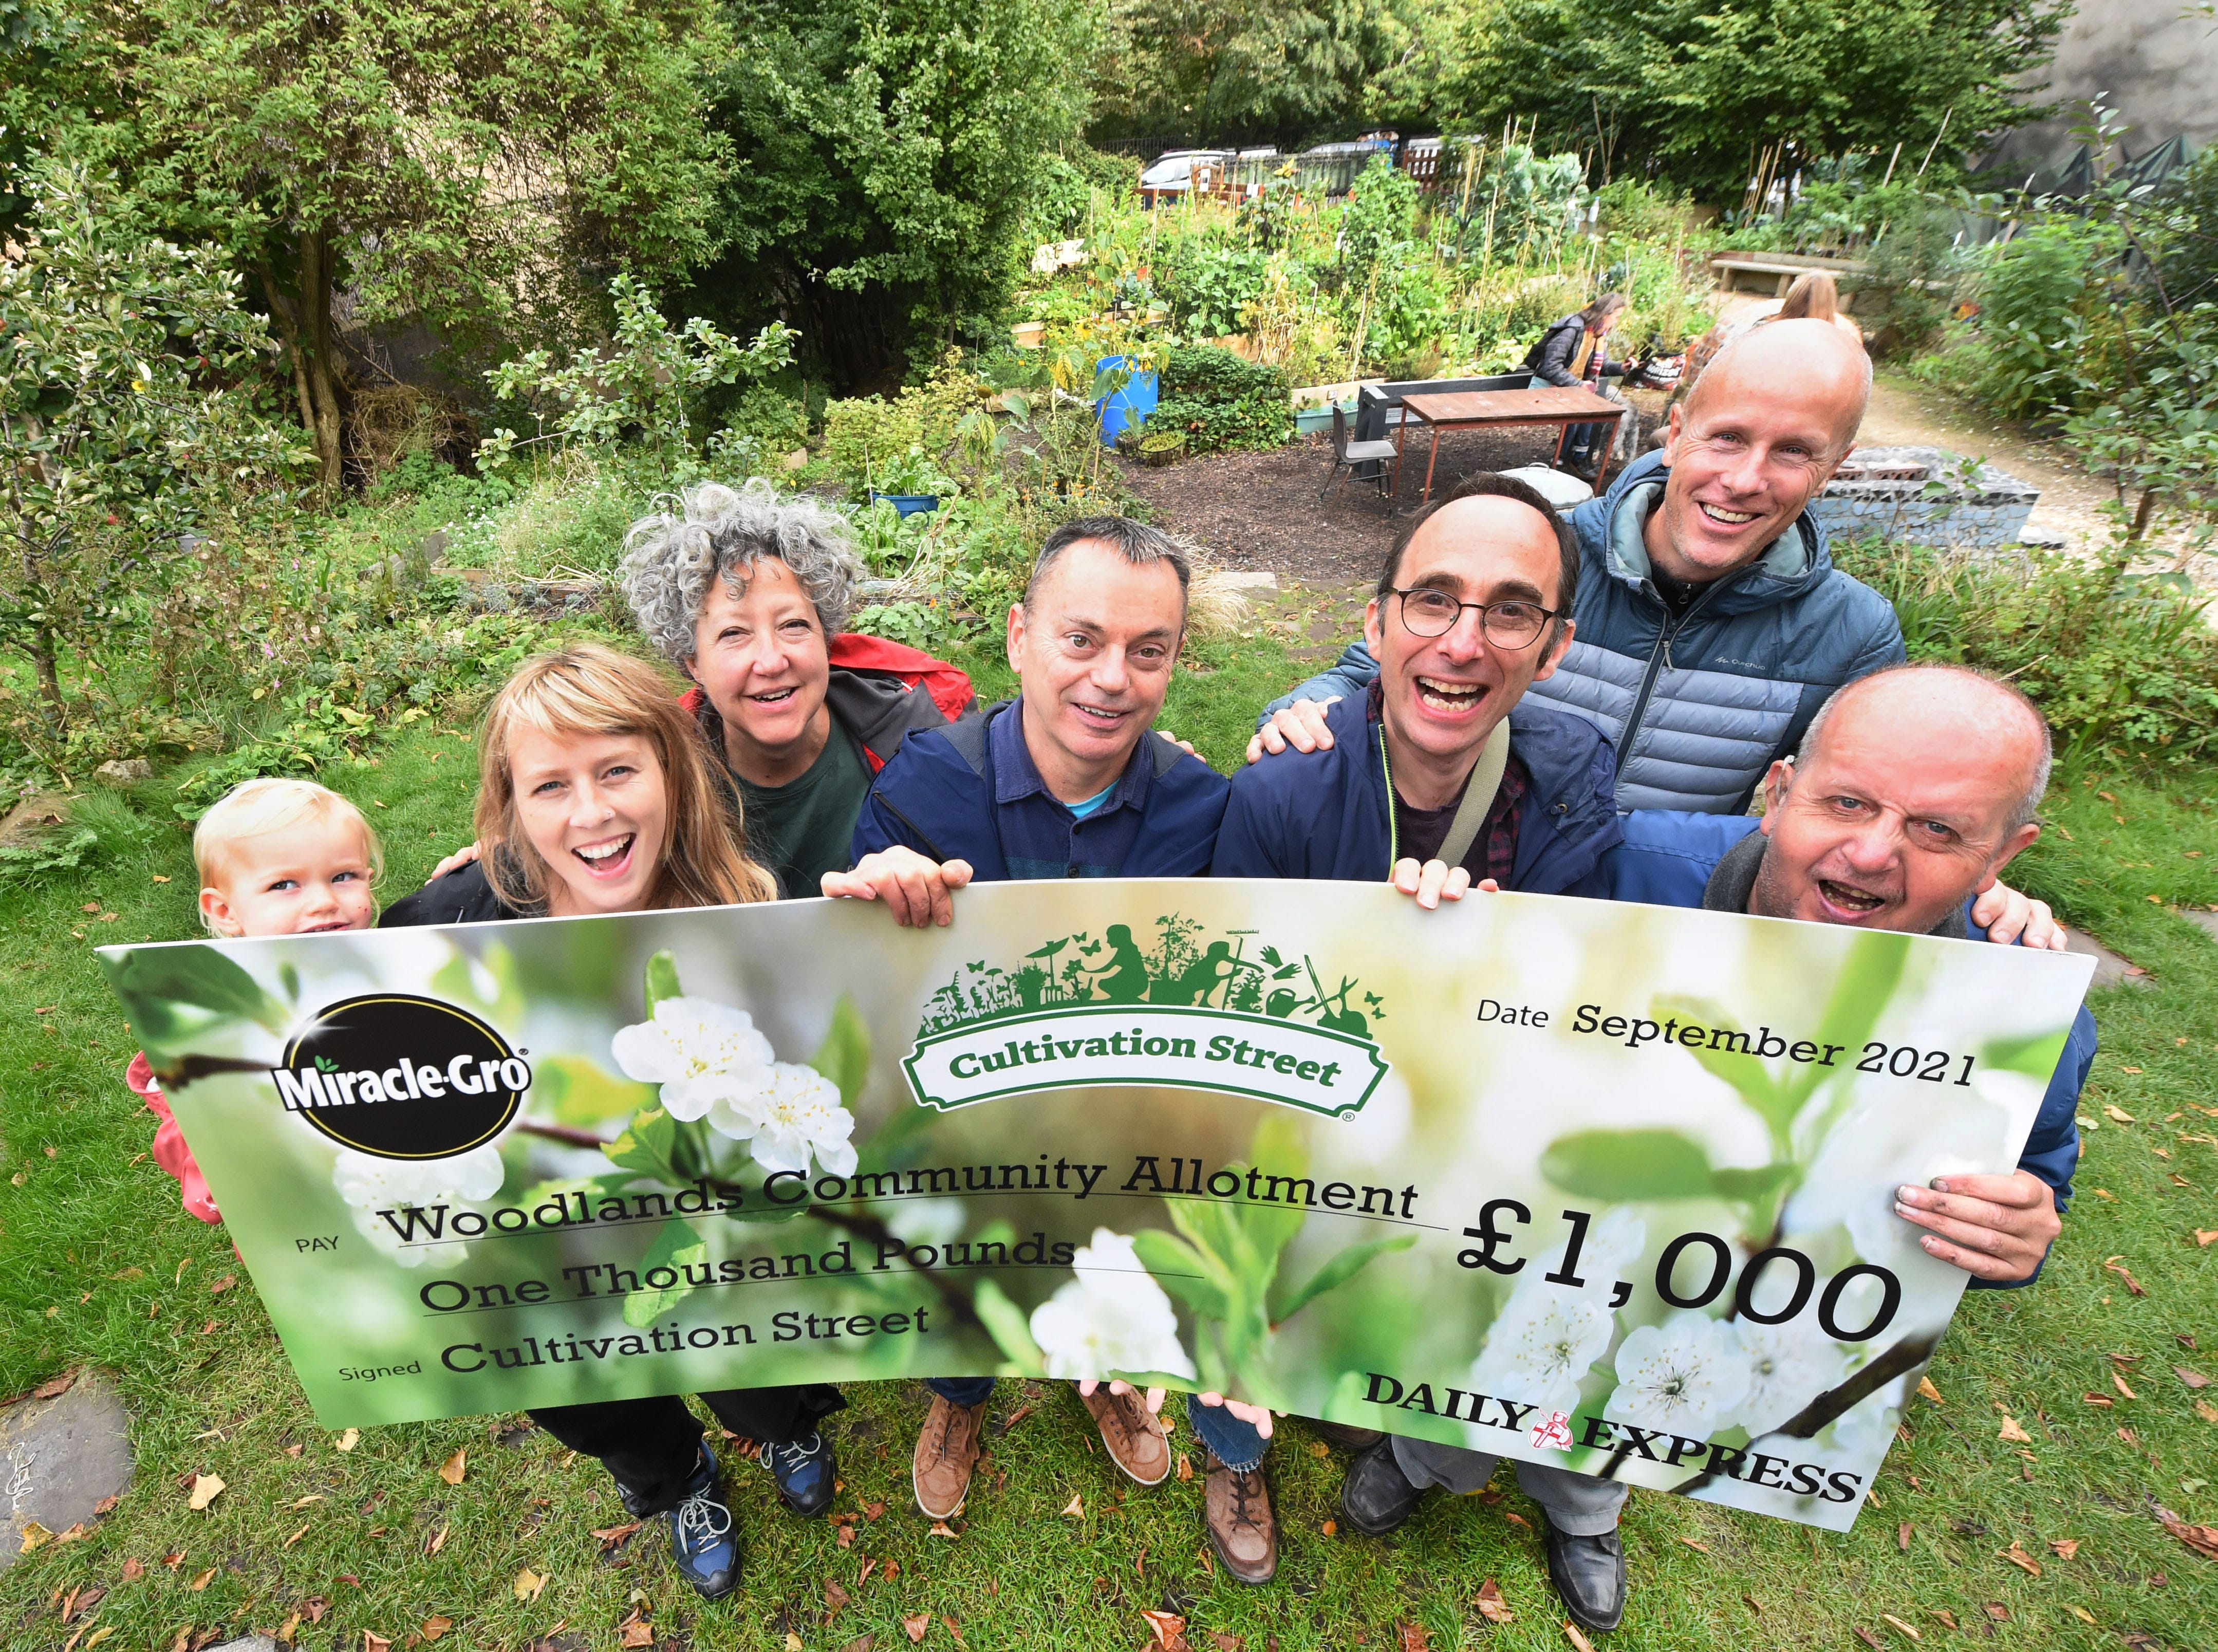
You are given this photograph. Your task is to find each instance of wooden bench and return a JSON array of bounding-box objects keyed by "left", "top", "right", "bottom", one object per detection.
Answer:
[{"left": 1711, "top": 255, "right": 1869, "bottom": 298}]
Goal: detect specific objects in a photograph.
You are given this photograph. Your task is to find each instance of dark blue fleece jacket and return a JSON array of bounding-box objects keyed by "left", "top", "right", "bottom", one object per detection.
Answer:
[
  {"left": 850, "top": 702, "right": 1229, "bottom": 880},
  {"left": 1605, "top": 807, "right": 2095, "bottom": 1287},
  {"left": 1211, "top": 691, "right": 1623, "bottom": 894}
]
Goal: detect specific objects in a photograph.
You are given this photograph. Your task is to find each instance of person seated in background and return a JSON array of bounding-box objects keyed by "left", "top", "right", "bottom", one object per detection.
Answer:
[
  {"left": 1670, "top": 273, "right": 1864, "bottom": 416},
  {"left": 620, "top": 479, "right": 976, "bottom": 897},
  {"left": 1249, "top": 321, "right": 1903, "bottom": 820},
  {"left": 1336, "top": 662, "right": 2096, "bottom": 1635},
  {"left": 824, "top": 518, "right": 1283, "bottom": 1584},
  {"left": 1523, "top": 291, "right": 1638, "bottom": 480}
]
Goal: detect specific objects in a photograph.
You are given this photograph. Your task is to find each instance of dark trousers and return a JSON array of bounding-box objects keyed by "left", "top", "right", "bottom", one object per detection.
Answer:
[{"left": 530, "top": 1384, "right": 844, "bottom": 1513}]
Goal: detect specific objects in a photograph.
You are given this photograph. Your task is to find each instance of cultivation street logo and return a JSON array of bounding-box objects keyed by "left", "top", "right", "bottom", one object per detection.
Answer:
[
  {"left": 270, "top": 993, "right": 529, "bottom": 1159},
  {"left": 902, "top": 915, "right": 1390, "bottom": 1117}
]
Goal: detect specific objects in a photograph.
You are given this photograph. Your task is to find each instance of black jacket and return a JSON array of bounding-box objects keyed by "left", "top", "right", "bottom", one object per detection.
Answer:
[
  {"left": 380, "top": 859, "right": 526, "bottom": 927},
  {"left": 1525, "top": 314, "right": 1628, "bottom": 388}
]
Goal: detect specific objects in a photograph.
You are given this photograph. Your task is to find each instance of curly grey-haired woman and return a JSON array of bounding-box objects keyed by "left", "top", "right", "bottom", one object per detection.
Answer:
[{"left": 620, "top": 478, "right": 976, "bottom": 897}]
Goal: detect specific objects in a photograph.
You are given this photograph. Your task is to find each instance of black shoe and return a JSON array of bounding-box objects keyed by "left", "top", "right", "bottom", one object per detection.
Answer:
[
  {"left": 662, "top": 1446, "right": 740, "bottom": 1601},
  {"left": 1308, "top": 1419, "right": 1386, "bottom": 1453},
  {"left": 1338, "top": 1439, "right": 1427, "bottom": 1536},
  {"left": 761, "top": 1429, "right": 837, "bottom": 1516},
  {"left": 1544, "top": 1525, "right": 1626, "bottom": 1632}
]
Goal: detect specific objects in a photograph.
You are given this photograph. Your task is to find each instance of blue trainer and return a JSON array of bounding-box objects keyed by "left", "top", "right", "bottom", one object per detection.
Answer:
[
  {"left": 761, "top": 1430, "right": 838, "bottom": 1516},
  {"left": 663, "top": 1446, "right": 740, "bottom": 1600}
]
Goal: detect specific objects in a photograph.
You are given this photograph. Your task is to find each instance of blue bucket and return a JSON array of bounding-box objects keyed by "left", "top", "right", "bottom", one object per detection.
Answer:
[
  {"left": 1096, "top": 355, "right": 1160, "bottom": 449},
  {"left": 868, "top": 492, "right": 940, "bottom": 518}
]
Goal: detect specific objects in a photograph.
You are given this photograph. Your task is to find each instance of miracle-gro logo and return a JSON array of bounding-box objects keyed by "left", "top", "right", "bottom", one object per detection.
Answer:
[
  {"left": 903, "top": 917, "right": 1391, "bottom": 1118},
  {"left": 270, "top": 993, "right": 528, "bottom": 1160}
]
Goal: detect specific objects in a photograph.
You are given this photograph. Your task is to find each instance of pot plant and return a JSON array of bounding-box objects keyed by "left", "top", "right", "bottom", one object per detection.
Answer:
[{"left": 1138, "top": 430, "right": 1186, "bottom": 467}]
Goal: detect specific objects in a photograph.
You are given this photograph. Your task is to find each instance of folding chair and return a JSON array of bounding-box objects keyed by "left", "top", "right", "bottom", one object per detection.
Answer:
[{"left": 1318, "top": 402, "right": 1401, "bottom": 501}]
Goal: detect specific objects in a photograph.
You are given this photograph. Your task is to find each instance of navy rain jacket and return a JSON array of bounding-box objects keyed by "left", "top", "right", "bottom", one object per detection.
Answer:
[
  {"left": 1603, "top": 807, "right": 2095, "bottom": 1287},
  {"left": 1211, "top": 691, "right": 1622, "bottom": 894},
  {"left": 1261, "top": 448, "right": 1906, "bottom": 814}
]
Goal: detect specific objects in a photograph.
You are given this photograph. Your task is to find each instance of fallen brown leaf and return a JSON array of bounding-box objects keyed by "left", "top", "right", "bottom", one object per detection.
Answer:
[
  {"left": 185, "top": 1474, "right": 225, "bottom": 1511},
  {"left": 1897, "top": 1522, "right": 1911, "bottom": 1551},
  {"left": 590, "top": 1521, "right": 640, "bottom": 1553},
  {"left": 282, "top": 1521, "right": 308, "bottom": 1548},
  {"left": 1321, "top": 1518, "right": 1337, "bottom": 1536},
  {"left": 425, "top": 1525, "right": 450, "bottom": 1557},
  {"left": 2197, "top": 1230, "right": 2217, "bottom": 1247},
  {"left": 902, "top": 1612, "right": 930, "bottom": 1644},
  {"left": 188, "top": 1569, "right": 215, "bottom": 1591},
  {"left": 1475, "top": 1577, "right": 1513, "bottom": 1623},
  {"left": 2102, "top": 1256, "right": 2147, "bottom": 1296},
  {"left": 160, "top": 1550, "right": 183, "bottom": 1568},
  {"left": 1140, "top": 1608, "right": 1187, "bottom": 1650},
  {"left": 1176, "top": 1452, "right": 1194, "bottom": 1481},
  {"left": 1853, "top": 1630, "right": 1881, "bottom": 1650},
  {"left": 1212, "top": 1636, "right": 1242, "bottom": 1652},
  {"left": 1061, "top": 1492, "right": 1084, "bottom": 1517},
  {"left": 2177, "top": 1366, "right": 2211, "bottom": 1389},
  {"left": 1743, "top": 1593, "right": 1764, "bottom": 1615},
  {"left": 1504, "top": 1511, "right": 1533, "bottom": 1532},
  {"left": 1983, "top": 1603, "right": 2011, "bottom": 1622},
  {"left": 827, "top": 1579, "right": 852, "bottom": 1613},
  {"left": 2000, "top": 1542, "right": 2042, "bottom": 1577},
  {"left": 438, "top": 1449, "right": 465, "bottom": 1485},
  {"left": 618, "top": 1623, "right": 654, "bottom": 1650},
  {"left": 1881, "top": 1613, "right": 1921, "bottom": 1641},
  {"left": 305, "top": 1597, "right": 330, "bottom": 1622},
  {"left": 1915, "top": 1376, "right": 1944, "bottom": 1405},
  {"left": 1680, "top": 1537, "right": 1709, "bottom": 1552},
  {"left": 883, "top": 1558, "right": 900, "bottom": 1579},
  {"left": 2067, "top": 1605, "right": 2097, "bottom": 1625},
  {"left": 928, "top": 1521, "right": 958, "bottom": 1538},
  {"left": 2104, "top": 1106, "right": 2136, "bottom": 1123},
  {"left": 2049, "top": 1537, "right": 2079, "bottom": 1559},
  {"left": 119, "top": 1558, "right": 142, "bottom": 1583},
  {"left": 364, "top": 1635, "right": 392, "bottom": 1652},
  {"left": 1998, "top": 1416, "right": 2031, "bottom": 1442},
  {"left": 2154, "top": 1505, "right": 2218, "bottom": 1562},
  {"left": 334, "top": 1428, "right": 360, "bottom": 1452},
  {"left": 2196, "top": 1399, "right": 2218, "bottom": 1424},
  {"left": 1397, "top": 1622, "right": 1431, "bottom": 1652},
  {"left": 2083, "top": 1393, "right": 2114, "bottom": 1408},
  {"left": 31, "top": 1370, "right": 78, "bottom": 1400},
  {"left": 209, "top": 1274, "right": 234, "bottom": 1296},
  {"left": 940, "top": 1616, "right": 966, "bottom": 1649},
  {"left": 1931, "top": 1609, "right": 1958, "bottom": 1630},
  {"left": 419, "top": 1618, "right": 453, "bottom": 1643},
  {"left": 865, "top": 1499, "right": 887, "bottom": 1520},
  {"left": 838, "top": 1637, "right": 879, "bottom": 1652},
  {"left": 1561, "top": 1622, "right": 1597, "bottom": 1652},
  {"left": 2114, "top": 1372, "right": 2138, "bottom": 1400},
  {"left": 513, "top": 1567, "right": 546, "bottom": 1602}
]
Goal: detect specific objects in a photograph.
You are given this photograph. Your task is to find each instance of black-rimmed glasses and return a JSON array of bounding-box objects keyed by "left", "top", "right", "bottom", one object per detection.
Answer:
[{"left": 1388, "top": 586, "right": 1559, "bottom": 648}]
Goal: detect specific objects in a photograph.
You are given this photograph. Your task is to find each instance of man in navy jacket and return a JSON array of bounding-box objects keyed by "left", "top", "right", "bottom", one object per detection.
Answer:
[
  {"left": 1335, "top": 661, "right": 2096, "bottom": 1635},
  {"left": 1213, "top": 472, "right": 1623, "bottom": 899},
  {"left": 828, "top": 517, "right": 1284, "bottom": 1585}
]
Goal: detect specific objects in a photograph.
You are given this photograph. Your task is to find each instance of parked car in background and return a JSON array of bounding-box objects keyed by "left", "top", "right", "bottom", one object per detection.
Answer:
[{"left": 1139, "top": 149, "right": 1234, "bottom": 207}]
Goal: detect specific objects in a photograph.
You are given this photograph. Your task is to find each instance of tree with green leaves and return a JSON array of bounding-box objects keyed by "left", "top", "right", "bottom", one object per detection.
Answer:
[
  {"left": 110, "top": 0, "right": 736, "bottom": 491},
  {"left": 0, "top": 162, "right": 311, "bottom": 739},
  {"left": 1089, "top": 0, "right": 1432, "bottom": 143},
  {"left": 699, "top": 0, "right": 1101, "bottom": 388},
  {"left": 1432, "top": 0, "right": 2067, "bottom": 202}
]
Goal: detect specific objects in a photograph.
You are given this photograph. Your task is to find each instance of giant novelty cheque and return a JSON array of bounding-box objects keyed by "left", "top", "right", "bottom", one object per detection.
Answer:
[{"left": 99, "top": 880, "right": 2093, "bottom": 1532}]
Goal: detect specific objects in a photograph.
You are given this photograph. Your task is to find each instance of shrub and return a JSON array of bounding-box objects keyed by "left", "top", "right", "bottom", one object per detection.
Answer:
[
  {"left": 1832, "top": 536, "right": 2218, "bottom": 765},
  {"left": 1146, "top": 346, "right": 1292, "bottom": 454}
]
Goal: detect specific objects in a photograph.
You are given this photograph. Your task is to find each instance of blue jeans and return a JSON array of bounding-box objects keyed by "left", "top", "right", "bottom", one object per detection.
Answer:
[{"left": 925, "top": 1379, "right": 1268, "bottom": 1472}]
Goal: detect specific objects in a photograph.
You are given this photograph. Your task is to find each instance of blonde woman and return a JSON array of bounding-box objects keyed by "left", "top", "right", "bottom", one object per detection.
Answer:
[{"left": 383, "top": 642, "right": 832, "bottom": 1600}]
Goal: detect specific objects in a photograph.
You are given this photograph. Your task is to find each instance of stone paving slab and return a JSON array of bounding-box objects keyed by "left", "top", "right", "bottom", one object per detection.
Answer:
[
  {"left": 2061, "top": 926, "right": 2151, "bottom": 990},
  {"left": 1, "top": 1368, "right": 133, "bottom": 1571},
  {"left": 2178, "top": 907, "right": 2218, "bottom": 943}
]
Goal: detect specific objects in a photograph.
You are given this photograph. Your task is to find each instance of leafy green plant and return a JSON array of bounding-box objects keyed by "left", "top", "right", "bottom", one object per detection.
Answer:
[
  {"left": 478, "top": 275, "right": 796, "bottom": 474},
  {"left": 0, "top": 161, "right": 313, "bottom": 740},
  {"left": 1146, "top": 345, "right": 1291, "bottom": 454}
]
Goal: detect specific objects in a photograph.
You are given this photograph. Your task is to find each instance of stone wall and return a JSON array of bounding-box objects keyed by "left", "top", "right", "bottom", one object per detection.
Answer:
[{"left": 1809, "top": 446, "right": 2038, "bottom": 551}]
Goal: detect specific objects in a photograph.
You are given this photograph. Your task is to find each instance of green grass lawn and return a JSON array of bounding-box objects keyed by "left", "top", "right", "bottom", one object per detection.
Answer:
[{"left": 3, "top": 634, "right": 2214, "bottom": 1650}]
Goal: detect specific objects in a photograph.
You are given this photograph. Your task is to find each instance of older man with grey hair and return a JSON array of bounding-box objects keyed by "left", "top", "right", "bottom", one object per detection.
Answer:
[{"left": 619, "top": 478, "right": 976, "bottom": 897}]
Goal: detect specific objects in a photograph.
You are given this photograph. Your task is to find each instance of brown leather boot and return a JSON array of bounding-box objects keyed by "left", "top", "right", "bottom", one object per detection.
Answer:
[
  {"left": 1078, "top": 1384, "right": 1171, "bottom": 1487},
  {"left": 911, "top": 1396, "right": 986, "bottom": 1519},
  {"left": 1203, "top": 1450, "right": 1278, "bottom": 1584}
]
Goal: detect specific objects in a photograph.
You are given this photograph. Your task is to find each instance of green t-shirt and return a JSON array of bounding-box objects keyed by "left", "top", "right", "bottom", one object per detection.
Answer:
[{"left": 732, "top": 725, "right": 874, "bottom": 900}]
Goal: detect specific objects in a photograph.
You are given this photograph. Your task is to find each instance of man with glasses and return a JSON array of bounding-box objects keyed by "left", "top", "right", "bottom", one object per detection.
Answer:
[{"left": 1213, "top": 471, "right": 1621, "bottom": 898}]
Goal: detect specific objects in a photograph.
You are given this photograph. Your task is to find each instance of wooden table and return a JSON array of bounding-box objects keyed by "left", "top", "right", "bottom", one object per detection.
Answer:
[{"left": 1395, "top": 386, "right": 1630, "bottom": 504}]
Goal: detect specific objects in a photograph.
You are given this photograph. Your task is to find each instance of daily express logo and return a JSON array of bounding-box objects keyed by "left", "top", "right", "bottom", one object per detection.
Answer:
[
  {"left": 902, "top": 919, "right": 1390, "bottom": 1118},
  {"left": 270, "top": 993, "right": 528, "bottom": 1160}
]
